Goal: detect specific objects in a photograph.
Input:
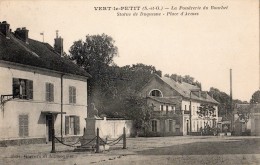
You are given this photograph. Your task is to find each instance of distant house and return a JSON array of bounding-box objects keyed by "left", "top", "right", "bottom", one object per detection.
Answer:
[
  {"left": 234, "top": 103, "right": 260, "bottom": 136},
  {"left": 0, "top": 21, "right": 91, "bottom": 145},
  {"left": 140, "top": 75, "right": 219, "bottom": 136}
]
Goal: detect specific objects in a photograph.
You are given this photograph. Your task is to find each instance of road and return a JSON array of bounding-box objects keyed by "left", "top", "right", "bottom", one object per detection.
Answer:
[{"left": 0, "top": 136, "right": 259, "bottom": 165}]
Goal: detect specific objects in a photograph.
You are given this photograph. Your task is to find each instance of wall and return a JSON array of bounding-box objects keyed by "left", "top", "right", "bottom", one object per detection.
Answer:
[
  {"left": 182, "top": 99, "right": 218, "bottom": 132},
  {"left": 139, "top": 76, "right": 218, "bottom": 136},
  {"left": 140, "top": 77, "right": 181, "bottom": 98},
  {"left": 83, "top": 118, "right": 133, "bottom": 139},
  {"left": 0, "top": 63, "right": 87, "bottom": 141},
  {"left": 251, "top": 113, "right": 260, "bottom": 136}
]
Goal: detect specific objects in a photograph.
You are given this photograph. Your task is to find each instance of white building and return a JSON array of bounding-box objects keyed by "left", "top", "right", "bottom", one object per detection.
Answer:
[
  {"left": 0, "top": 21, "right": 91, "bottom": 145},
  {"left": 140, "top": 75, "right": 219, "bottom": 136}
]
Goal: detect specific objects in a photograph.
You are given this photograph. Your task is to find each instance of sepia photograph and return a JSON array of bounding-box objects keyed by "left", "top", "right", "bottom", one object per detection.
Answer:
[{"left": 0, "top": 0, "right": 259, "bottom": 164}]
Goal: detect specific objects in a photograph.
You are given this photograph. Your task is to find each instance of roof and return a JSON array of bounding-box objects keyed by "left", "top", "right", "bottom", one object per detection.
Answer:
[
  {"left": 147, "top": 96, "right": 181, "bottom": 105},
  {"left": 0, "top": 32, "right": 91, "bottom": 78},
  {"left": 160, "top": 76, "right": 218, "bottom": 104}
]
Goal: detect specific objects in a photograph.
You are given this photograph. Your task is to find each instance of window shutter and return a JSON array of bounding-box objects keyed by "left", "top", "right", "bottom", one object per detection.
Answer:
[
  {"left": 26, "top": 81, "right": 29, "bottom": 99},
  {"left": 46, "top": 83, "right": 49, "bottom": 101},
  {"left": 69, "top": 87, "right": 72, "bottom": 103},
  {"left": 50, "top": 84, "right": 54, "bottom": 102},
  {"left": 27, "top": 80, "right": 33, "bottom": 99},
  {"left": 19, "top": 115, "right": 23, "bottom": 137},
  {"left": 73, "top": 87, "right": 76, "bottom": 104},
  {"left": 74, "top": 116, "right": 80, "bottom": 135},
  {"left": 65, "top": 116, "right": 69, "bottom": 135},
  {"left": 24, "top": 115, "right": 29, "bottom": 136},
  {"left": 19, "top": 115, "right": 29, "bottom": 137},
  {"left": 13, "top": 78, "right": 20, "bottom": 98}
]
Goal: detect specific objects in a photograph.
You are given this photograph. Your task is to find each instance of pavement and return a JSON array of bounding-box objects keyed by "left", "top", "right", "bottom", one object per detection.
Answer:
[{"left": 0, "top": 136, "right": 259, "bottom": 165}]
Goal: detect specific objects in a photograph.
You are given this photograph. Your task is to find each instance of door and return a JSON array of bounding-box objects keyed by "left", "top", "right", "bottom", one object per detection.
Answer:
[
  {"left": 46, "top": 115, "right": 52, "bottom": 141},
  {"left": 186, "top": 120, "right": 189, "bottom": 135}
]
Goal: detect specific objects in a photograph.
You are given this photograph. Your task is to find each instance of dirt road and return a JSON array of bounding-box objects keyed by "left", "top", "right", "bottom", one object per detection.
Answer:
[{"left": 0, "top": 136, "right": 259, "bottom": 165}]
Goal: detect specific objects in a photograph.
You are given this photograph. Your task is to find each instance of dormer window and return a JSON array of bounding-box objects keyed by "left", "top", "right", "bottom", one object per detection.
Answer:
[{"left": 149, "top": 89, "right": 163, "bottom": 97}]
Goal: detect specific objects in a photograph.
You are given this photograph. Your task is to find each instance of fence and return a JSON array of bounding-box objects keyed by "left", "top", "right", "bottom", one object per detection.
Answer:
[{"left": 52, "top": 127, "right": 126, "bottom": 153}]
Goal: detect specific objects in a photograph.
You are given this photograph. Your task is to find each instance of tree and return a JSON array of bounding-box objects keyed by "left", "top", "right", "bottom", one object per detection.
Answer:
[
  {"left": 250, "top": 90, "right": 260, "bottom": 104},
  {"left": 170, "top": 74, "right": 178, "bottom": 81},
  {"left": 183, "top": 75, "right": 195, "bottom": 85},
  {"left": 208, "top": 87, "right": 248, "bottom": 118},
  {"left": 124, "top": 95, "right": 153, "bottom": 136},
  {"left": 69, "top": 34, "right": 118, "bottom": 105},
  {"left": 208, "top": 87, "right": 232, "bottom": 117},
  {"left": 164, "top": 74, "right": 170, "bottom": 78},
  {"left": 236, "top": 106, "right": 251, "bottom": 125},
  {"left": 197, "top": 103, "right": 216, "bottom": 119},
  {"left": 197, "top": 103, "right": 216, "bottom": 135}
]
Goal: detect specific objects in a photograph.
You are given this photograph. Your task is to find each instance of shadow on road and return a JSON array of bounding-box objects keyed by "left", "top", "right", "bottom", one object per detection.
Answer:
[{"left": 136, "top": 138, "right": 260, "bottom": 155}]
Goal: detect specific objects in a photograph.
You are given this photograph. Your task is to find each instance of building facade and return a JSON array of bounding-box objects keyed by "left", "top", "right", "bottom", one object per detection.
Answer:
[
  {"left": 140, "top": 75, "right": 218, "bottom": 136},
  {"left": 234, "top": 103, "right": 260, "bottom": 136},
  {"left": 0, "top": 21, "right": 91, "bottom": 145}
]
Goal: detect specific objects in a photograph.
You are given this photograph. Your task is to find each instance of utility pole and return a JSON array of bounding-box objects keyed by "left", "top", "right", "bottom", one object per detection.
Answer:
[
  {"left": 189, "top": 91, "right": 192, "bottom": 135},
  {"left": 230, "top": 69, "right": 233, "bottom": 132}
]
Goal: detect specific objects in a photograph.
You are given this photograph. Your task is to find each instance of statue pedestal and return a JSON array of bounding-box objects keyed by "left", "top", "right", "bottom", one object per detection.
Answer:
[
  {"left": 80, "top": 117, "right": 101, "bottom": 147},
  {"left": 78, "top": 117, "right": 132, "bottom": 151}
]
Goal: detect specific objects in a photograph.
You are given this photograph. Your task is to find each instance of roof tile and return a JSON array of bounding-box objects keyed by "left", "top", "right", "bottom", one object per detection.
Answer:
[{"left": 0, "top": 32, "right": 90, "bottom": 78}]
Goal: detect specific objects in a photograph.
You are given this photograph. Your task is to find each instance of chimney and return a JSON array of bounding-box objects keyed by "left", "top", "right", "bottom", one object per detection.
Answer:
[
  {"left": 54, "top": 30, "right": 63, "bottom": 56},
  {"left": 0, "top": 21, "right": 10, "bottom": 38},
  {"left": 15, "top": 27, "right": 29, "bottom": 43}
]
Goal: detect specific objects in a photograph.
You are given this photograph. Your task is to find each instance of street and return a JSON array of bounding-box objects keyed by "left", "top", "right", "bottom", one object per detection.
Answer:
[{"left": 0, "top": 136, "right": 259, "bottom": 165}]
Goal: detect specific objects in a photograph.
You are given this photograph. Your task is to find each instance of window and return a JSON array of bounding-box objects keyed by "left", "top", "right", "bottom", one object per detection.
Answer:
[
  {"left": 65, "top": 116, "right": 80, "bottom": 135},
  {"left": 166, "top": 105, "right": 168, "bottom": 114},
  {"left": 13, "top": 78, "right": 33, "bottom": 99},
  {"left": 169, "top": 120, "right": 173, "bottom": 132},
  {"left": 19, "top": 115, "right": 28, "bottom": 137},
  {"left": 172, "top": 106, "right": 176, "bottom": 114},
  {"left": 150, "top": 89, "right": 162, "bottom": 97},
  {"left": 69, "top": 86, "right": 76, "bottom": 104},
  {"left": 46, "top": 83, "right": 54, "bottom": 102},
  {"left": 151, "top": 120, "right": 157, "bottom": 132},
  {"left": 160, "top": 105, "right": 164, "bottom": 111},
  {"left": 185, "top": 105, "right": 187, "bottom": 110}
]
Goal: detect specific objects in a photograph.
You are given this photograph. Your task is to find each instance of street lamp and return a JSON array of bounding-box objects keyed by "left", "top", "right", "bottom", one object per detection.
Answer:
[{"left": 189, "top": 89, "right": 200, "bottom": 135}]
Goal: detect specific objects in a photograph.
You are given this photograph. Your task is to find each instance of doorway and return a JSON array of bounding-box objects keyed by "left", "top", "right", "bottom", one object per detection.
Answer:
[
  {"left": 186, "top": 120, "right": 189, "bottom": 135},
  {"left": 46, "top": 115, "right": 53, "bottom": 141}
]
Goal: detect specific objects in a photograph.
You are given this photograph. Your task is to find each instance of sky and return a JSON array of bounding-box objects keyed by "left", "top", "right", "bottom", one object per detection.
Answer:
[{"left": 0, "top": 0, "right": 259, "bottom": 102}]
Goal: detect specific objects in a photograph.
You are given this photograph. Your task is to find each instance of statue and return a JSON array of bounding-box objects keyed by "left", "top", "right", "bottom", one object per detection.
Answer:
[{"left": 89, "top": 103, "right": 100, "bottom": 118}]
